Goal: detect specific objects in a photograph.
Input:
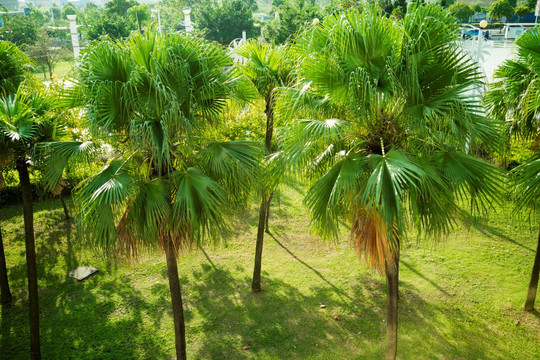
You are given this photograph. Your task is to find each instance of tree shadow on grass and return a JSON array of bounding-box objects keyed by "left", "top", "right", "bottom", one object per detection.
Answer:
[
  {"left": 463, "top": 212, "right": 535, "bottom": 253},
  {"left": 1, "top": 206, "right": 174, "bottom": 359},
  {"left": 187, "top": 263, "right": 384, "bottom": 360}
]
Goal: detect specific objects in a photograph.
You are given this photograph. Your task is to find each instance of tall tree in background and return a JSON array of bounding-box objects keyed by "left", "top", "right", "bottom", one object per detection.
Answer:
[
  {"left": 485, "top": 29, "right": 540, "bottom": 311},
  {"left": 50, "top": 31, "right": 260, "bottom": 360},
  {"left": 194, "top": 0, "right": 258, "bottom": 44},
  {"left": 234, "top": 40, "right": 293, "bottom": 292},
  {"left": 279, "top": 5, "right": 501, "bottom": 359}
]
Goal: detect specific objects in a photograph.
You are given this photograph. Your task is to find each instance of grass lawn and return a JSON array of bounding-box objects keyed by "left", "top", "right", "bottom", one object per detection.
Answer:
[
  {"left": 1, "top": 184, "right": 539, "bottom": 359},
  {"left": 32, "top": 60, "right": 75, "bottom": 83}
]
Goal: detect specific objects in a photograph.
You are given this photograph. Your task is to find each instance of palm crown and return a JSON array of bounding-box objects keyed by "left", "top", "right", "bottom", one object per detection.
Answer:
[
  {"left": 279, "top": 5, "right": 501, "bottom": 264},
  {"left": 55, "top": 31, "right": 261, "bottom": 256}
]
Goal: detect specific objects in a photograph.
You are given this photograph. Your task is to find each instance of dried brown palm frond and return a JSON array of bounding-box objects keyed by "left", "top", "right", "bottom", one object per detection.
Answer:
[
  {"left": 116, "top": 211, "right": 139, "bottom": 260},
  {"left": 351, "top": 209, "right": 399, "bottom": 273},
  {"left": 52, "top": 179, "right": 66, "bottom": 196}
]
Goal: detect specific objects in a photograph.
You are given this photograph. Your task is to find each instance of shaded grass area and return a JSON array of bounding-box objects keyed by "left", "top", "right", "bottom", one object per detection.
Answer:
[{"left": 1, "top": 186, "right": 539, "bottom": 359}]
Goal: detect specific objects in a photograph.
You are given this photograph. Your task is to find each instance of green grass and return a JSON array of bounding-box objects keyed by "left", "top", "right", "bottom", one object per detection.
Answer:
[
  {"left": 32, "top": 60, "right": 75, "bottom": 82},
  {"left": 1, "top": 185, "right": 539, "bottom": 359}
]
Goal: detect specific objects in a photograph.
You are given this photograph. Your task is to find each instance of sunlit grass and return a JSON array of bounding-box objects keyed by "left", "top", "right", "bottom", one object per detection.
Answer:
[{"left": 1, "top": 184, "right": 539, "bottom": 359}]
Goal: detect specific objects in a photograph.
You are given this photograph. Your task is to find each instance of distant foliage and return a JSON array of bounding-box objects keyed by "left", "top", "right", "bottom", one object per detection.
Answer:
[
  {"left": 449, "top": 2, "right": 474, "bottom": 21},
  {"left": 194, "top": 0, "right": 258, "bottom": 44},
  {"left": 488, "top": 0, "right": 515, "bottom": 20},
  {"left": 514, "top": 5, "right": 530, "bottom": 19},
  {"left": 0, "top": 15, "right": 38, "bottom": 46},
  {"left": 263, "top": 0, "right": 322, "bottom": 44}
]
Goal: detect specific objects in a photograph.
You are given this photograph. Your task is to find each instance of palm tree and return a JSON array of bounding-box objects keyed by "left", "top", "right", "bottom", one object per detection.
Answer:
[
  {"left": 278, "top": 5, "right": 501, "bottom": 359},
  {"left": 0, "top": 86, "right": 60, "bottom": 360},
  {"left": 233, "top": 40, "right": 293, "bottom": 292},
  {"left": 0, "top": 41, "right": 31, "bottom": 96},
  {"left": 49, "top": 31, "right": 260, "bottom": 360},
  {"left": 485, "top": 29, "right": 540, "bottom": 311},
  {"left": 0, "top": 40, "right": 32, "bottom": 306}
]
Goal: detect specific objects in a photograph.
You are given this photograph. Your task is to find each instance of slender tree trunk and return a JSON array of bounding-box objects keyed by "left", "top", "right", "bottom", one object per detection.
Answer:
[
  {"left": 251, "top": 95, "right": 275, "bottom": 291},
  {"left": 16, "top": 160, "right": 41, "bottom": 360},
  {"left": 524, "top": 225, "right": 540, "bottom": 311},
  {"left": 47, "top": 62, "right": 53, "bottom": 79},
  {"left": 59, "top": 194, "right": 70, "bottom": 220},
  {"left": 137, "top": 13, "right": 142, "bottom": 34},
  {"left": 164, "top": 234, "right": 186, "bottom": 360},
  {"left": 385, "top": 249, "right": 400, "bottom": 360},
  {"left": 264, "top": 94, "right": 274, "bottom": 153},
  {"left": 264, "top": 192, "right": 274, "bottom": 234},
  {"left": 252, "top": 196, "right": 267, "bottom": 292},
  {"left": 0, "top": 224, "right": 13, "bottom": 305}
]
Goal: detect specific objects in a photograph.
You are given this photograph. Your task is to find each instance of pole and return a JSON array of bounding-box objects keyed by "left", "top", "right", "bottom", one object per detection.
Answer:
[
  {"left": 66, "top": 15, "right": 80, "bottom": 61},
  {"left": 158, "top": 10, "right": 162, "bottom": 35},
  {"left": 535, "top": 0, "right": 539, "bottom": 25},
  {"left": 183, "top": 9, "right": 192, "bottom": 32}
]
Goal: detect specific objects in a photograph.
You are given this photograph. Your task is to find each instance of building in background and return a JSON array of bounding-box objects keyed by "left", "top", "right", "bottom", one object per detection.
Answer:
[{"left": 0, "top": 0, "right": 21, "bottom": 11}]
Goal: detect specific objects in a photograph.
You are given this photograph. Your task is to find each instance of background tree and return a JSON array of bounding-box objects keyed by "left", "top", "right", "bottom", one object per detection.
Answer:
[
  {"left": 61, "top": 2, "right": 78, "bottom": 19},
  {"left": 0, "top": 14, "right": 38, "bottom": 46},
  {"left": 52, "top": 31, "right": 260, "bottom": 360},
  {"left": 51, "top": 6, "right": 61, "bottom": 23},
  {"left": 472, "top": 3, "right": 483, "bottom": 13},
  {"left": 514, "top": 5, "right": 530, "bottom": 20},
  {"left": 127, "top": 4, "right": 150, "bottom": 33},
  {"left": 83, "top": 13, "right": 134, "bottom": 40},
  {"left": 488, "top": 0, "right": 515, "bottom": 21},
  {"left": 156, "top": 0, "right": 192, "bottom": 33},
  {"left": 263, "top": 0, "right": 322, "bottom": 44},
  {"left": 105, "top": 0, "right": 137, "bottom": 16},
  {"left": 449, "top": 2, "right": 474, "bottom": 21},
  {"left": 234, "top": 40, "right": 293, "bottom": 292},
  {"left": 28, "top": 8, "right": 48, "bottom": 27},
  {"left": 279, "top": 5, "right": 501, "bottom": 359},
  {"left": 485, "top": 29, "right": 540, "bottom": 311},
  {"left": 194, "top": 0, "right": 258, "bottom": 44},
  {"left": 438, "top": 0, "right": 455, "bottom": 8},
  {"left": 26, "top": 31, "right": 72, "bottom": 80}
]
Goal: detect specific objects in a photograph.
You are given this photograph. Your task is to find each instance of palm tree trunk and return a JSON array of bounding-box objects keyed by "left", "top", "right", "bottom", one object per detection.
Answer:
[
  {"left": 16, "top": 160, "right": 41, "bottom": 360},
  {"left": 59, "top": 194, "right": 70, "bottom": 220},
  {"left": 264, "top": 94, "right": 274, "bottom": 153},
  {"left": 524, "top": 224, "right": 540, "bottom": 311},
  {"left": 252, "top": 196, "right": 267, "bottom": 292},
  {"left": 164, "top": 234, "right": 187, "bottom": 360},
  {"left": 251, "top": 94, "right": 275, "bottom": 291},
  {"left": 385, "top": 250, "right": 400, "bottom": 360},
  {"left": 0, "top": 224, "right": 13, "bottom": 305},
  {"left": 264, "top": 192, "right": 274, "bottom": 234}
]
